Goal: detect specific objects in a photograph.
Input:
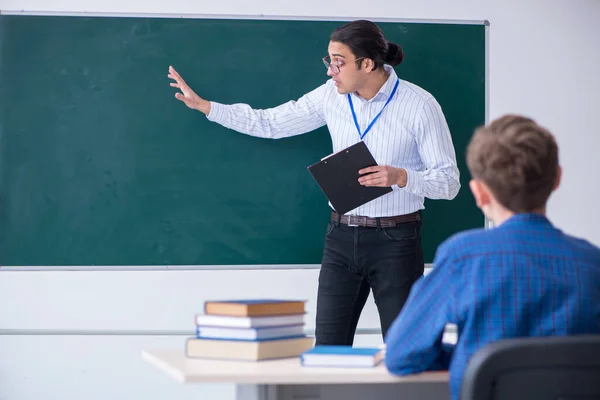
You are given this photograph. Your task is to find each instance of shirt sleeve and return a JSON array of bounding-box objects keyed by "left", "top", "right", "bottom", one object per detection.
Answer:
[
  {"left": 401, "top": 97, "right": 461, "bottom": 200},
  {"left": 206, "top": 82, "right": 329, "bottom": 139},
  {"left": 384, "top": 244, "right": 460, "bottom": 375}
]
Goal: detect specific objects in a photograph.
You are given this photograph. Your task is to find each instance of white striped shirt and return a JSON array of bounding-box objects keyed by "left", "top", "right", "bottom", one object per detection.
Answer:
[{"left": 207, "top": 65, "right": 460, "bottom": 217}]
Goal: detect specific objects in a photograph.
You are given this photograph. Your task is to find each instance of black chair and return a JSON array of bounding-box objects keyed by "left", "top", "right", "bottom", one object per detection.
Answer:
[{"left": 460, "top": 335, "right": 600, "bottom": 400}]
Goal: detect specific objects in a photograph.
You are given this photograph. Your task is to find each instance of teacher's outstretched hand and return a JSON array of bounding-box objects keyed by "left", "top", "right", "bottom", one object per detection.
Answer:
[{"left": 168, "top": 66, "right": 211, "bottom": 115}]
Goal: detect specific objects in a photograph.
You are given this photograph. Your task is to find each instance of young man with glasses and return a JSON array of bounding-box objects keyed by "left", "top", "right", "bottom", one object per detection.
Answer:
[{"left": 168, "top": 20, "right": 460, "bottom": 346}]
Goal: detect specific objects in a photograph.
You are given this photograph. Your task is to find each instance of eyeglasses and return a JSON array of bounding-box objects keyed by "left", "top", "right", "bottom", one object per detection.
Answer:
[{"left": 322, "top": 55, "right": 366, "bottom": 74}]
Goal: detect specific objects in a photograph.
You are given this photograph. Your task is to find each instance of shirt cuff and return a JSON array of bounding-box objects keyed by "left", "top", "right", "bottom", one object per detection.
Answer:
[
  {"left": 403, "top": 169, "right": 423, "bottom": 196},
  {"left": 206, "top": 101, "right": 226, "bottom": 124}
]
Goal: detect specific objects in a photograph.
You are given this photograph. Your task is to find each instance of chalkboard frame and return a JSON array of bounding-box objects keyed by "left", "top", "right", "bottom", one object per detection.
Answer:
[{"left": 0, "top": 12, "right": 489, "bottom": 271}]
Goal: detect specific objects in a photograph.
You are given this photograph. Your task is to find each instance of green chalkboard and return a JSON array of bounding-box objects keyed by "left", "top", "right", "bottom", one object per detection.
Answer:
[{"left": 0, "top": 15, "right": 486, "bottom": 266}]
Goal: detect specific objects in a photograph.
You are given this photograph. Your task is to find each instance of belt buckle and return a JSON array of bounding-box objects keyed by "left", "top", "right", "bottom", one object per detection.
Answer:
[{"left": 347, "top": 215, "right": 364, "bottom": 227}]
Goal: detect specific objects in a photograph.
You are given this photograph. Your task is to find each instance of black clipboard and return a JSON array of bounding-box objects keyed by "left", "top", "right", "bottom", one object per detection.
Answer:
[{"left": 307, "top": 141, "right": 393, "bottom": 215}]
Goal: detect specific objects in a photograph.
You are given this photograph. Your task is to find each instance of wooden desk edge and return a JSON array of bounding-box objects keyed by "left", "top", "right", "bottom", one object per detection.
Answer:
[
  {"left": 142, "top": 350, "right": 187, "bottom": 383},
  {"left": 142, "top": 349, "right": 449, "bottom": 385}
]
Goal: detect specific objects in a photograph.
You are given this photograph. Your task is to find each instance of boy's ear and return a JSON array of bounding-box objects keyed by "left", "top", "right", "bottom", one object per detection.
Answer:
[
  {"left": 553, "top": 165, "right": 562, "bottom": 191},
  {"left": 469, "top": 179, "right": 492, "bottom": 209}
]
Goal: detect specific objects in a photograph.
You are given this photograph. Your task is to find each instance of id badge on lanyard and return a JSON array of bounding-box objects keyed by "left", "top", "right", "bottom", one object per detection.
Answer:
[{"left": 347, "top": 78, "right": 399, "bottom": 140}]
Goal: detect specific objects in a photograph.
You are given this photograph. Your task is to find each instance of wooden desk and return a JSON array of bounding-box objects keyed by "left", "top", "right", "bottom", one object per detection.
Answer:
[{"left": 142, "top": 350, "right": 450, "bottom": 400}]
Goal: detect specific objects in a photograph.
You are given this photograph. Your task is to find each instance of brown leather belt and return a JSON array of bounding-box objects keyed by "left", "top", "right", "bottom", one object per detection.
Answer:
[{"left": 331, "top": 211, "right": 421, "bottom": 228}]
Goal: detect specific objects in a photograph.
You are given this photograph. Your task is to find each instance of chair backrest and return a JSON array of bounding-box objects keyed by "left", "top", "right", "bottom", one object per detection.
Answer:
[{"left": 460, "top": 335, "right": 600, "bottom": 400}]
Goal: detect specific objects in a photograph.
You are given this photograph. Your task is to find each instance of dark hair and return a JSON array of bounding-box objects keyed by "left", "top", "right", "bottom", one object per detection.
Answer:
[
  {"left": 330, "top": 20, "right": 404, "bottom": 70},
  {"left": 466, "top": 114, "right": 559, "bottom": 213}
]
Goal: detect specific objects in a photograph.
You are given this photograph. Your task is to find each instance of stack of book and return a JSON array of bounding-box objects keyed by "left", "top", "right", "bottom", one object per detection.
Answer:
[{"left": 185, "top": 299, "right": 314, "bottom": 361}]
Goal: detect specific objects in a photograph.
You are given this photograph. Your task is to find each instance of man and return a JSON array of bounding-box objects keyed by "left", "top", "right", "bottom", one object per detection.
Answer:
[
  {"left": 168, "top": 20, "right": 460, "bottom": 345},
  {"left": 384, "top": 114, "right": 600, "bottom": 400}
]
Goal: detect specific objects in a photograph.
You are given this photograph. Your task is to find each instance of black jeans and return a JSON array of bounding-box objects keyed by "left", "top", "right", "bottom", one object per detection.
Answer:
[{"left": 314, "top": 217, "right": 424, "bottom": 345}]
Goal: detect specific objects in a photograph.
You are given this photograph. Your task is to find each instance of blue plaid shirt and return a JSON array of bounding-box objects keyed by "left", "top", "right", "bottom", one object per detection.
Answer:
[{"left": 384, "top": 214, "right": 600, "bottom": 400}]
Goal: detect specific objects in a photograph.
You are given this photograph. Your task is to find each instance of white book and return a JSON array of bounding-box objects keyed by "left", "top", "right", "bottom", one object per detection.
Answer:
[{"left": 195, "top": 313, "right": 304, "bottom": 328}]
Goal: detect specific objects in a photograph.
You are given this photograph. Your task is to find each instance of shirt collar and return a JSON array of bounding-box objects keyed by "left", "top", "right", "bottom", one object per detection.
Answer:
[
  {"left": 351, "top": 64, "right": 399, "bottom": 103},
  {"left": 375, "top": 65, "right": 399, "bottom": 101},
  {"left": 498, "top": 213, "right": 553, "bottom": 228}
]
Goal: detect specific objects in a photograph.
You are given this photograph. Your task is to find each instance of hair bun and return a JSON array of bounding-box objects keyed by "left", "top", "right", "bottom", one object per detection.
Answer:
[{"left": 385, "top": 42, "right": 404, "bottom": 66}]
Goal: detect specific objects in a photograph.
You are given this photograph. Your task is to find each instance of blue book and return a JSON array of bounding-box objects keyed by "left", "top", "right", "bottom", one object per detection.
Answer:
[
  {"left": 196, "top": 324, "right": 305, "bottom": 341},
  {"left": 300, "top": 345, "right": 384, "bottom": 367}
]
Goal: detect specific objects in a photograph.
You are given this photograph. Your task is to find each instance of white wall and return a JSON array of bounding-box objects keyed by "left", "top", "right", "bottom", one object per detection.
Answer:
[{"left": 1, "top": 1, "right": 599, "bottom": 400}]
